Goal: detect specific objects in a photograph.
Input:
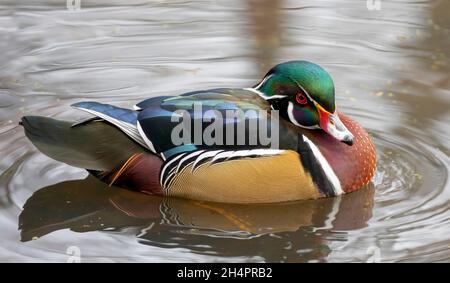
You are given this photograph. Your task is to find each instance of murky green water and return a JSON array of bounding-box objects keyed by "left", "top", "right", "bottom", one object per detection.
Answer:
[{"left": 0, "top": 0, "right": 449, "bottom": 262}]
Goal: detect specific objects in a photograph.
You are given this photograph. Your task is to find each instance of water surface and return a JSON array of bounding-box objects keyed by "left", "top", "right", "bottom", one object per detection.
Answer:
[{"left": 0, "top": 0, "right": 449, "bottom": 262}]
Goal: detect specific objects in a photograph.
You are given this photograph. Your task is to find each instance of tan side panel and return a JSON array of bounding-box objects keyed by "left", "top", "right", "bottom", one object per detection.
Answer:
[{"left": 166, "top": 150, "right": 321, "bottom": 203}]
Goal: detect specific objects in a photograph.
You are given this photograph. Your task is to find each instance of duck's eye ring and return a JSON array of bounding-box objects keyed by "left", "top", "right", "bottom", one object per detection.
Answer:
[{"left": 296, "top": 93, "right": 308, "bottom": 105}]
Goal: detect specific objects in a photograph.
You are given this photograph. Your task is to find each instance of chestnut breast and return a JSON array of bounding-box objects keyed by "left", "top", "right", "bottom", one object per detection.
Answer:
[{"left": 304, "top": 113, "right": 377, "bottom": 193}]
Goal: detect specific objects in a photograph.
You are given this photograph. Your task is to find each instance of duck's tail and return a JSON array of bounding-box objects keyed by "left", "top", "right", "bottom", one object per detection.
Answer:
[{"left": 21, "top": 116, "right": 146, "bottom": 172}]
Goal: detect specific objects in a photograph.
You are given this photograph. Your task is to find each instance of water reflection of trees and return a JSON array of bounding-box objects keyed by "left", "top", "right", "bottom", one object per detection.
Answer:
[
  {"left": 246, "top": 0, "right": 283, "bottom": 75},
  {"left": 391, "top": 0, "right": 450, "bottom": 152}
]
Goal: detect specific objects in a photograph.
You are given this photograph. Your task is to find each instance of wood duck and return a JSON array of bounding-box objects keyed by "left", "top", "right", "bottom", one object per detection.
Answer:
[{"left": 21, "top": 61, "right": 376, "bottom": 203}]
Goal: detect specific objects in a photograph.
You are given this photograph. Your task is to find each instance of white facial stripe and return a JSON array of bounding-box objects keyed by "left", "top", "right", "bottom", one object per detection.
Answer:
[
  {"left": 254, "top": 74, "right": 274, "bottom": 90},
  {"left": 297, "top": 83, "right": 316, "bottom": 105},
  {"left": 244, "top": 74, "right": 290, "bottom": 101},
  {"left": 250, "top": 75, "right": 339, "bottom": 133},
  {"left": 243, "top": 87, "right": 288, "bottom": 101},
  {"left": 303, "top": 135, "right": 343, "bottom": 195},
  {"left": 243, "top": 87, "right": 266, "bottom": 99},
  {"left": 287, "top": 102, "right": 302, "bottom": 127},
  {"left": 293, "top": 80, "right": 328, "bottom": 111},
  {"left": 287, "top": 102, "right": 320, "bottom": 130},
  {"left": 287, "top": 102, "right": 319, "bottom": 129},
  {"left": 295, "top": 82, "right": 337, "bottom": 116},
  {"left": 265, "top": 94, "right": 289, "bottom": 100},
  {"left": 252, "top": 73, "right": 333, "bottom": 115}
]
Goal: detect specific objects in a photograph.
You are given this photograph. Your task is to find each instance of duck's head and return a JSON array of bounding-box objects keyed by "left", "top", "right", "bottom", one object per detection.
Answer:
[{"left": 254, "top": 60, "right": 354, "bottom": 146}]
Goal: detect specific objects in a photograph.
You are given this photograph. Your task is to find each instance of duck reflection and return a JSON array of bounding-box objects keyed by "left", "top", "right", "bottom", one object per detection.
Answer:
[{"left": 20, "top": 175, "right": 374, "bottom": 262}]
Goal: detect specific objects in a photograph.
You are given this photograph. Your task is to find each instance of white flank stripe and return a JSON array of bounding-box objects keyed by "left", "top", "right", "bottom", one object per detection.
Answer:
[
  {"left": 246, "top": 148, "right": 284, "bottom": 156},
  {"left": 210, "top": 151, "right": 238, "bottom": 162},
  {"left": 211, "top": 148, "right": 284, "bottom": 162},
  {"left": 191, "top": 150, "right": 224, "bottom": 170},
  {"left": 164, "top": 168, "right": 178, "bottom": 189},
  {"left": 303, "top": 135, "right": 343, "bottom": 195},
  {"left": 176, "top": 150, "right": 205, "bottom": 173},
  {"left": 159, "top": 153, "right": 186, "bottom": 186}
]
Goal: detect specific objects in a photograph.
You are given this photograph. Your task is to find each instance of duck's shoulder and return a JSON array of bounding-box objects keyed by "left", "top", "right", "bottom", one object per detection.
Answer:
[{"left": 134, "top": 88, "right": 276, "bottom": 159}]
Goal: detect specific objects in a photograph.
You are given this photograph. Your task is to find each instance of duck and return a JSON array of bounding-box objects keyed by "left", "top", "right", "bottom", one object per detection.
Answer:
[{"left": 21, "top": 60, "right": 376, "bottom": 204}]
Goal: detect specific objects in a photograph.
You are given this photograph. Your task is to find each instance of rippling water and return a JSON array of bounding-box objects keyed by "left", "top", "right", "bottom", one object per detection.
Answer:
[{"left": 0, "top": 0, "right": 449, "bottom": 262}]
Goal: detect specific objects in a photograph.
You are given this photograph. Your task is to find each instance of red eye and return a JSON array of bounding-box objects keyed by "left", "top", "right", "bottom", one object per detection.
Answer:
[{"left": 296, "top": 93, "right": 308, "bottom": 105}]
